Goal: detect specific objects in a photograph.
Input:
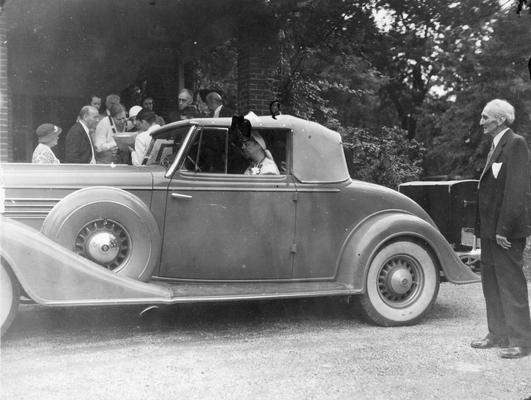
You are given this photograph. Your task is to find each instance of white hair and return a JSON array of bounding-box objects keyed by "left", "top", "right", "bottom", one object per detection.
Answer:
[
  {"left": 484, "top": 99, "right": 515, "bottom": 125},
  {"left": 206, "top": 91, "right": 222, "bottom": 104}
]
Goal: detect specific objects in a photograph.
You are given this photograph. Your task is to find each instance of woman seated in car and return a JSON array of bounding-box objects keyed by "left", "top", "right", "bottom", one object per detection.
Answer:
[{"left": 242, "top": 132, "right": 280, "bottom": 175}]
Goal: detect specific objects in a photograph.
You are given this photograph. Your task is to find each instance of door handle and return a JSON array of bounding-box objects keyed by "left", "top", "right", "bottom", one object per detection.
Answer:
[{"left": 171, "top": 193, "right": 192, "bottom": 200}]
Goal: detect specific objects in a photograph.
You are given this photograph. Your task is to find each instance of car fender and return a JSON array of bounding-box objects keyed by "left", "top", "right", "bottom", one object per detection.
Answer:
[
  {"left": 0, "top": 216, "right": 171, "bottom": 305},
  {"left": 335, "top": 210, "right": 480, "bottom": 291}
]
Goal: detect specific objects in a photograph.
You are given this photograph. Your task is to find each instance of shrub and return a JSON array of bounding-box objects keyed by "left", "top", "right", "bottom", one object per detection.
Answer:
[{"left": 341, "top": 126, "right": 425, "bottom": 189}]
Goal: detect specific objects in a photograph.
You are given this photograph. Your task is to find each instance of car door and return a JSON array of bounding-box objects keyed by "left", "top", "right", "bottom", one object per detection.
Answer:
[{"left": 159, "top": 126, "right": 297, "bottom": 281}]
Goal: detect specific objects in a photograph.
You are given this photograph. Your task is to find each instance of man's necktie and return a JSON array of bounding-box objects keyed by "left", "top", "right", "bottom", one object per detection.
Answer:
[
  {"left": 486, "top": 141, "right": 495, "bottom": 165},
  {"left": 479, "top": 141, "right": 496, "bottom": 188}
]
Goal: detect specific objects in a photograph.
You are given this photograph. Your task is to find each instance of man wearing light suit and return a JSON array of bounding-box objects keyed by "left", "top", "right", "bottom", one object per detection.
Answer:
[{"left": 472, "top": 99, "right": 531, "bottom": 359}]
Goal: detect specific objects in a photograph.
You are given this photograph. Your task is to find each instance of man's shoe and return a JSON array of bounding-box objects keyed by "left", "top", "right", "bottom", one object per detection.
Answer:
[
  {"left": 470, "top": 336, "right": 508, "bottom": 349},
  {"left": 499, "top": 347, "right": 529, "bottom": 359}
]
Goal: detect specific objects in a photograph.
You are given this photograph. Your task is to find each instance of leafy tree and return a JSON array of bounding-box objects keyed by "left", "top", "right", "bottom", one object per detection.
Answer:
[
  {"left": 342, "top": 126, "right": 425, "bottom": 188},
  {"left": 268, "top": 0, "right": 384, "bottom": 127},
  {"left": 362, "top": 0, "right": 500, "bottom": 138},
  {"left": 423, "top": 11, "right": 531, "bottom": 177}
]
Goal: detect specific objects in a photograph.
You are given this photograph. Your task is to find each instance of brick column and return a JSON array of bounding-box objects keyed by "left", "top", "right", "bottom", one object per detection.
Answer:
[
  {"left": 0, "top": 4, "right": 11, "bottom": 162},
  {"left": 237, "top": 39, "right": 280, "bottom": 116}
]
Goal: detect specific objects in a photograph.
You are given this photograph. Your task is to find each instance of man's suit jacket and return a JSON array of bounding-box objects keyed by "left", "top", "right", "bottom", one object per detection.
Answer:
[
  {"left": 476, "top": 129, "right": 531, "bottom": 239},
  {"left": 64, "top": 121, "right": 93, "bottom": 163},
  {"left": 218, "top": 106, "right": 234, "bottom": 118}
]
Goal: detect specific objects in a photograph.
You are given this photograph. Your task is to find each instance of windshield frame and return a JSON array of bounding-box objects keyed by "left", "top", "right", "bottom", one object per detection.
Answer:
[{"left": 141, "top": 125, "right": 196, "bottom": 179}]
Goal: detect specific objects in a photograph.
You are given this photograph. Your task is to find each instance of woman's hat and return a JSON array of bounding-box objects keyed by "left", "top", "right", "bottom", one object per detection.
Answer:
[
  {"left": 251, "top": 132, "right": 267, "bottom": 151},
  {"left": 36, "top": 123, "right": 62, "bottom": 138},
  {"left": 128, "top": 105, "right": 142, "bottom": 119}
]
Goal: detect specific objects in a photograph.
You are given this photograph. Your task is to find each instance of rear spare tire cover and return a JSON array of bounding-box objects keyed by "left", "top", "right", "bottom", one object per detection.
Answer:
[{"left": 42, "top": 187, "right": 161, "bottom": 282}]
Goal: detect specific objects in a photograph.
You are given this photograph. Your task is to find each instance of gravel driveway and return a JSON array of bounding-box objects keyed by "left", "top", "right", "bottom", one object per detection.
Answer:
[{"left": 1, "top": 282, "right": 530, "bottom": 400}]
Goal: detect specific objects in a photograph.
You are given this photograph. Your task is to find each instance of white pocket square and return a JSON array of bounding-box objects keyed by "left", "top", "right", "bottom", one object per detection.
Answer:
[{"left": 492, "top": 162, "right": 502, "bottom": 179}]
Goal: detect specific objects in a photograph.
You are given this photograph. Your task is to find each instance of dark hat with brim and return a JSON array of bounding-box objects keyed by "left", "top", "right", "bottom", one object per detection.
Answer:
[{"left": 36, "top": 123, "right": 62, "bottom": 138}]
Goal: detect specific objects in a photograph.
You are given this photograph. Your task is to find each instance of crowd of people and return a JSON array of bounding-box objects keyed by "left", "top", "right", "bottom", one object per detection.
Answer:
[{"left": 32, "top": 88, "right": 235, "bottom": 165}]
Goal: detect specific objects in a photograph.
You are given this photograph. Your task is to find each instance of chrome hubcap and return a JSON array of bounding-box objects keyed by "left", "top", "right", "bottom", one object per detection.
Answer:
[
  {"left": 86, "top": 231, "right": 120, "bottom": 263},
  {"left": 75, "top": 219, "right": 130, "bottom": 270},
  {"left": 388, "top": 268, "right": 413, "bottom": 295},
  {"left": 378, "top": 255, "right": 422, "bottom": 306}
]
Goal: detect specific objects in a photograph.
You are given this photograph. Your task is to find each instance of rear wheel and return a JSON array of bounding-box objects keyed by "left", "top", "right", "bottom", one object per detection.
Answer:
[
  {"left": 359, "top": 240, "right": 440, "bottom": 326},
  {"left": 42, "top": 187, "right": 161, "bottom": 282},
  {"left": 1, "top": 263, "right": 19, "bottom": 336}
]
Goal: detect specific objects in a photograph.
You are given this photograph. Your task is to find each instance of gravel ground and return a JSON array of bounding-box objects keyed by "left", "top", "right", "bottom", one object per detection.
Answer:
[{"left": 1, "top": 281, "right": 530, "bottom": 400}]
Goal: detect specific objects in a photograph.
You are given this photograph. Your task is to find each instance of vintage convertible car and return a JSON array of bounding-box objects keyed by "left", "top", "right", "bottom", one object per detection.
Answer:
[{"left": 0, "top": 114, "right": 479, "bottom": 336}]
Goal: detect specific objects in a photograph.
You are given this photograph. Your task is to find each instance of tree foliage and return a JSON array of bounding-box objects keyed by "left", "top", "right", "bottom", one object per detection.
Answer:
[
  {"left": 360, "top": 0, "right": 500, "bottom": 138},
  {"left": 188, "top": 0, "right": 529, "bottom": 184},
  {"left": 342, "top": 126, "right": 425, "bottom": 188},
  {"left": 423, "top": 11, "right": 531, "bottom": 178}
]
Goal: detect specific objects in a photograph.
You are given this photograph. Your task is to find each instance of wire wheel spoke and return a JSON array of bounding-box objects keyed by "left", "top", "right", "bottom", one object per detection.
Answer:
[{"left": 377, "top": 255, "right": 422, "bottom": 307}]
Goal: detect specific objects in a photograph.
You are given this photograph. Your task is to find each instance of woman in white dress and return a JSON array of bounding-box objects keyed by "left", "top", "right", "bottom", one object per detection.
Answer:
[
  {"left": 32, "top": 123, "right": 62, "bottom": 164},
  {"left": 242, "top": 131, "right": 280, "bottom": 175}
]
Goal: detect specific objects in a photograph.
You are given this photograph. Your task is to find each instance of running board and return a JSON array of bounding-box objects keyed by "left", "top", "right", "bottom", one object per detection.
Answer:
[{"left": 154, "top": 279, "right": 357, "bottom": 302}]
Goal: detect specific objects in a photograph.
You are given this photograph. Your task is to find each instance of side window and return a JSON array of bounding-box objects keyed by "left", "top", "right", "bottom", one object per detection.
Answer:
[
  {"left": 181, "top": 128, "right": 289, "bottom": 175},
  {"left": 182, "top": 128, "right": 234, "bottom": 173},
  {"left": 256, "top": 129, "right": 288, "bottom": 175}
]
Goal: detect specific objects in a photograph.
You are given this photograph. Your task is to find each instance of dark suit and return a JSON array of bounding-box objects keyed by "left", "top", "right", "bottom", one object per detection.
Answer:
[
  {"left": 212, "top": 105, "right": 233, "bottom": 118},
  {"left": 219, "top": 106, "right": 234, "bottom": 117},
  {"left": 64, "top": 121, "right": 93, "bottom": 163},
  {"left": 476, "top": 128, "right": 531, "bottom": 348}
]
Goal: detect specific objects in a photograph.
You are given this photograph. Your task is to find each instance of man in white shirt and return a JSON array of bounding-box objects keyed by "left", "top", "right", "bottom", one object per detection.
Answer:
[
  {"left": 94, "top": 103, "right": 127, "bottom": 163},
  {"left": 131, "top": 109, "right": 160, "bottom": 166}
]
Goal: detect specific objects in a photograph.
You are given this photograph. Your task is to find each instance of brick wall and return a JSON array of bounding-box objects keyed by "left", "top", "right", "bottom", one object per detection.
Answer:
[
  {"left": 0, "top": 6, "right": 11, "bottom": 162},
  {"left": 237, "top": 41, "right": 280, "bottom": 116}
]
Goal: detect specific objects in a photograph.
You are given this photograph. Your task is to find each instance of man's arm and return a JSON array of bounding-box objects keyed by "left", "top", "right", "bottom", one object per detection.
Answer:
[
  {"left": 131, "top": 133, "right": 148, "bottom": 166},
  {"left": 497, "top": 136, "right": 530, "bottom": 237}
]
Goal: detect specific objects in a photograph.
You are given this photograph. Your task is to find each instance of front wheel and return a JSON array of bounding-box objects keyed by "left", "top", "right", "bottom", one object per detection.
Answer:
[
  {"left": 359, "top": 240, "right": 440, "bottom": 326},
  {"left": 1, "top": 264, "right": 19, "bottom": 337}
]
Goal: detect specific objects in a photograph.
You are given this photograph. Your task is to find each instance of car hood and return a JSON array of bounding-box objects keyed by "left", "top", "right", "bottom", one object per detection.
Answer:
[{"left": 0, "top": 163, "right": 155, "bottom": 190}]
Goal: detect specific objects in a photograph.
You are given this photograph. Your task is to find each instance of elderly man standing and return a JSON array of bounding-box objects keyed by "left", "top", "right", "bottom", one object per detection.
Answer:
[
  {"left": 206, "top": 91, "right": 233, "bottom": 118},
  {"left": 64, "top": 105, "right": 99, "bottom": 163},
  {"left": 168, "top": 88, "right": 196, "bottom": 122},
  {"left": 471, "top": 98, "right": 531, "bottom": 359}
]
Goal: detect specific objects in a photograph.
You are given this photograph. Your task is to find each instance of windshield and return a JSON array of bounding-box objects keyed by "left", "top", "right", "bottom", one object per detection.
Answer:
[{"left": 143, "top": 126, "right": 193, "bottom": 168}]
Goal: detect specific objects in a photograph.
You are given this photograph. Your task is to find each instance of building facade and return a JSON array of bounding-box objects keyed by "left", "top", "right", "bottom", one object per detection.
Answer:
[{"left": 0, "top": 0, "right": 279, "bottom": 163}]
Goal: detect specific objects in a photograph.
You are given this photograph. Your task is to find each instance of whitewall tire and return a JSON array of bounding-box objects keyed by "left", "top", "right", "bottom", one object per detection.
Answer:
[{"left": 359, "top": 240, "right": 440, "bottom": 326}]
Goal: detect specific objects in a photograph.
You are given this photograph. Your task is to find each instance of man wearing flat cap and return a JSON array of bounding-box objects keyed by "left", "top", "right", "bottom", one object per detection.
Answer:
[{"left": 32, "top": 123, "right": 62, "bottom": 164}]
